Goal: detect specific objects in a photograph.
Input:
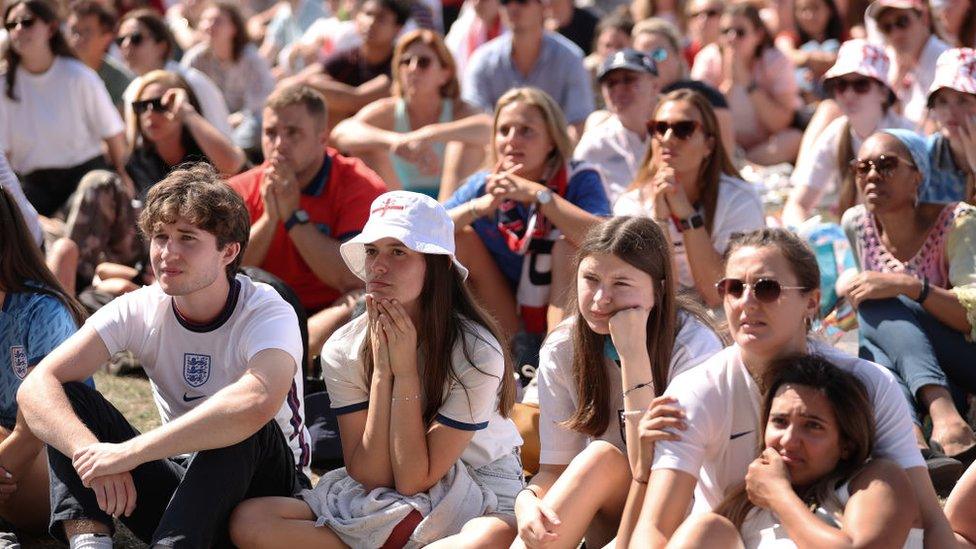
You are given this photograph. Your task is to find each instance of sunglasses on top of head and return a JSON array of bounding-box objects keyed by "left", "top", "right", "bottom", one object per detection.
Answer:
[
  {"left": 647, "top": 119, "right": 701, "bottom": 140},
  {"left": 115, "top": 32, "right": 145, "bottom": 47},
  {"left": 5, "top": 16, "right": 36, "bottom": 31},
  {"left": 715, "top": 278, "right": 808, "bottom": 302}
]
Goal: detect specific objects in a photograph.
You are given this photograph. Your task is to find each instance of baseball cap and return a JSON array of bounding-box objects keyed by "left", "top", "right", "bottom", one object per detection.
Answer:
[
  {"left": 339, "top": 191, "right": 469, "bottom": 281},
  {"left": 597, "top": 49, "right": 658, "bottom": 81}
]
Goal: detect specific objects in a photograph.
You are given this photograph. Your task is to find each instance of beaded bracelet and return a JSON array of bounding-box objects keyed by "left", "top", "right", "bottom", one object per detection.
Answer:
[{"left": 392, "top": 394, "right": 421, "bottom": 402}]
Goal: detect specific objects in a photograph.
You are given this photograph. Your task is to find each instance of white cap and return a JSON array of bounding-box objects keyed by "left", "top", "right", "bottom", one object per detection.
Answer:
[{"left": 339, "top": 191, "right": 469, "bottom": 281}]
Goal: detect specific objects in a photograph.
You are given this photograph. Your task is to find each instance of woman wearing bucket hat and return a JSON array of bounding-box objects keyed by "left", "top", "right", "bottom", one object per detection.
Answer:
[
  {"left": 923, "top": 48, "right": 976, "bottom": 205},
  {"left": 839, "top": 129, "right": 976, "bottom": 476},
  {"left": 783, "top": 39, "right": 915, "bottom": 226},
  {"left": 229, "top": 191, "right": 525, "bottom": 548}
]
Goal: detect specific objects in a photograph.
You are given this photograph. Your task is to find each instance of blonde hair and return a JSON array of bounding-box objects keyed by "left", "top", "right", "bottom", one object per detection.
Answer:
[
  {"left": 632, "top": 17, "right": 689, "bottom": 78},
  {"left": 391, "top": 29, "right": 460, "bottom": 100},
  {"left": 489, "top": 87, "right": 572, "bottom": 169},
  {"left": 126, "top": 70, "right": 201, "bottom": 154}
]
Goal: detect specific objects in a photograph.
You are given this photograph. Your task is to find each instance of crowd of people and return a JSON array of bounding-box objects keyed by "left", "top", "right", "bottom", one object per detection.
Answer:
[{"left": 1, "top": 0, "right": 976, "bottom": 546}]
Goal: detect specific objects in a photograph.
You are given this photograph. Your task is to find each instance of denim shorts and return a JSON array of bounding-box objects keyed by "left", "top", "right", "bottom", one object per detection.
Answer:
[{"left": 470, "top": 449, "right": 525, "bottom": 520}]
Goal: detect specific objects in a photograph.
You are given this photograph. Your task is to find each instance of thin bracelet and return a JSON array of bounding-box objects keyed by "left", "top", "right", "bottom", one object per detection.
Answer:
[
  {"left": 392, "top": 394, "right": 421, "bottom": 402},
  {"left": 517, "top": 487, "right": 539, "bottom": 499},
  {"left": 623, "top": 381, "right": 653, "bottom": 397},
  {"left": 620, "top": 410, "right": 644, "bottom": 419},
  {"left": 916, "top": 277, "right": 930, "bottom": 304}
]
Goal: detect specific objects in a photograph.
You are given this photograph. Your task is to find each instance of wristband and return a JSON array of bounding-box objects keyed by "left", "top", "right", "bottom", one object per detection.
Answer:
[{"left": 916, "top": 277, "right": 930, "bottom": 304}]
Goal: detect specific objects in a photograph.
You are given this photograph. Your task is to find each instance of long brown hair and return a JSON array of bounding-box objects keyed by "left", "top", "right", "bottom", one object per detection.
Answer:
[
  {"left": 0, "top": 186, "right": 86, "bottom": 326},
  {"left": 563, "top": 216, "right": 718, "bottom": 436},
  {"left": 359, "top": 254, "right": 516, "bottom": 424},
  {"left": 391, "top": 29, "right": 460, "bottom": 100},
  {"left": 127, "top": 70, "right": 203, "bottom": 155},
  {"left": 716, "top": 353, "right": 875, "bottom": 528},
  {"left": 631, "top": 89, "right": 740, "bottom": 234},
  {"left": 3, "top": 0, "right": 77, "bottom": 101}
]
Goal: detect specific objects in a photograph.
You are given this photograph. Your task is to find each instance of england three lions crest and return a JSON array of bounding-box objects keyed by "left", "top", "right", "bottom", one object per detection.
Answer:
[
  {"left": 183, "top": 353, "right": 212, "bottom": 387},
  {"left": 10, "top": 346, "right": 27, "bottom": 380}
]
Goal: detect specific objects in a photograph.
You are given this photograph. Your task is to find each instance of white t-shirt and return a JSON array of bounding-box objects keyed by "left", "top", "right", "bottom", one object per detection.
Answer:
[
  {"left": 574, "top": 115, "right": 649, "bottom": 206},
  {"left": 886, "top": 35, "right": 949, "bottom": 127},
  {"left": 613, "top": 174, "right": 766, "bottom": 289},
  {"left": 536, "top": 313, "right": 723, "bottom": 465},
  {"left": 0, "top": 57, "right": 123, "bottom": 174},
  {"left": 0, "top": 152, "right": 40, "bottom": 245},
  {"left": 123, "top": 60, "right": 233, "bottom": 138},
  {"left": 87, "top": 274, "right": 310, "bottom": 470},
  {"left": 651, "top": 340, "right": 924, "bottom": 513},
  {"left": 322, "top": 314, "right": 523, "bottom": 469},
  {"left": 789, "top": 111, "right": 916, "bottom": 208}
]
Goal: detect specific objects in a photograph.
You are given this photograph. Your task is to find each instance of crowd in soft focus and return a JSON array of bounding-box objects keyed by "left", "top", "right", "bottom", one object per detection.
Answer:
[{"left": 1, "top": 0, "right": 976, "bottom": 546}]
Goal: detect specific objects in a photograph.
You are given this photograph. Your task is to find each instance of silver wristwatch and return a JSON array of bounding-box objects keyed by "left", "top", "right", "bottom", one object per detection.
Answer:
[{"left": 536, "top": 188, "right": 553, "bottom": 205}]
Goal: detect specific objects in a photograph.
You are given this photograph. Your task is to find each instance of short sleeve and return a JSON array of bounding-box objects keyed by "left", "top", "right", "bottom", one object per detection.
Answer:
[
  {"left": 863, "top": 363, "right": 926, "bottom": 469},
  {"left": 689, "top": 44, "right": 722, "bottom": 86},
  {"left": 184, "top": 68, "right": 233, "bottom": 137},
  {"left": 81, "top": 67, "right": 124, "bottom": 139},
  {"left": 321, "top": 318, "right": 370, "bottom": 414},
  {"left": 565, "top": 167, "right": 611, "bottom": 216},
  {"left": 667, "top": 316, "right": 723, "bottom": 381},
  {"left": 947, "top": 206, "right": 976, "bottom": 340},
  {"left": 461, "top": 50, "right": 495, "bottom": 113},
  {"left": 762, "top": 49, "right": 799, "bottom": 101},
  {"left": 560, "top": 55, "right": 595, "bottom": 124},
  {"left": 241, "top": 294, "right": 303, "bottom": 377},
  {"left": 331, "top": 157, "right": 387, "bottom": 241},
  {"left": 711, "top": 180, "right": 765, "bottom": 255},
  {"left": 789, "top": 117, "right": 845, "bottom": 193},
  {"left": 611, "top": 191, "right": 649, "bottom": 217},
  {"left": 227, "top": 169, "right": 264, "bottom": 223},
  {"left": 25, "top": 296, "right": 76, "bottom": 366},
  {"left": 85, "top": 290, "right": 146, "bottom": 356},
  {"left": 841, "top": 206, "right": 866, "bottom": 271},
  {"left": 436, "top": 329, "right": 505, "bottom": 431},
  {"left": 652, "top": 367, "right": 720, "bottom": 477},
  {"left": 536, "top": 328, "right": 589, "bottom": 464},
  {"left": 444, "top": 173, "right": 488, "bottom": 209}
]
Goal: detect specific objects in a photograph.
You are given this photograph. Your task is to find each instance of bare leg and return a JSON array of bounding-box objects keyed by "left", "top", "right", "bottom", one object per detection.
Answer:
[
  {"left": 920, "top": 385, "right": 976, "bottom": 456},
  {"left": 46, "top": 237, "right": 79, "bottom": 296},
  {"left": 546, "top": 238, "right": 576, "bottom": 333},
  {"left": 454, "top": 227, "right": 519, "bottom": 341},
  {"left": 0, "top": 427, "right": 50, "bottom": 534},
  {"left": 745, "top": 128, "right": 803, "bottom": 166},
  {"left": 666, "top": 513, "right": 744, "bottom": 549},
  {"left": 614, "top": 480, "right": 649, "bottom": 548},
  {"left": 425, "top": 516, "right": 516, "bottom": 548},
  {"left": 230, "top": 496, "right": 349, "bottom": 548}
]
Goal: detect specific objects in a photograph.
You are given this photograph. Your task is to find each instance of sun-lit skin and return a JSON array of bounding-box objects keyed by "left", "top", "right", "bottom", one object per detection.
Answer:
[
  {"left": 853, "top": 133, "right": 920, "bottom": 215},
  {"left": 594, "top": 27, "right": 631, "bottom": 59},
  {"left": 576, "top": 253, "right": 656, "bottom": 335},
  {"left": 875, "top": 8, "right": 927, "bottom": 55},
  {"left": 686, "top": 0, "right": 723, "bottom": 47},
  {"left": 794, "top": 0, "right": 830, "bottom": 41},
  {"left": 930, "top": 89, "right": 976, "bottom": 141},
  {"left": 650, "top": 99, "right": 714, "bottom": 175},
  {"left": 149, "top": 217, "right": 238, "bottom": 299},
  {"left": 356, "top": 0, "right": 402, "bottom": 49},
  {"left": 197, "top": 5, "right": 235, "bottom": 57},
  {"left": 764, "top": 384, "right": 846, "bottom": 487},
  {"left": 363, "top": 237, "right": 427, "bottom": 312},
  {"left": 718, "top": 13, "right": 763, "bottom": 60},
  {"left": 137, "top": 82, "right": 183, "bottom": 144},
  {"left": 397, "top": 41, "right": 451, "bottom": 101},
  {"left": 832, "top": 76, "right": 888, "bottom": 119},
  {"left": 602, "top": 69, "right": 658, "bottom": 122},
  {"left": 493, "top": 101, "right": 556, "bottom": 181},
  {"left": 117, "top": 18, "right": 168, "bottom": 75},
  {"left": 6, "top": 3, "right": 53, "bottom": 60},
  {"left": 633, "top": 32, "right": 681, "bottom": 86}
]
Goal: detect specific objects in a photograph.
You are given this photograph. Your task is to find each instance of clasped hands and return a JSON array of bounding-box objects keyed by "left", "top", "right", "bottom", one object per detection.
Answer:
[{"left": 71, "top": 440, "right": 140, "bottom": 518}]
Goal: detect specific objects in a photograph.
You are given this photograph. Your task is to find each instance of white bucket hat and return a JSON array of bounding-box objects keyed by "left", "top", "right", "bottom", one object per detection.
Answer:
[
  {"left": 927, "top": 48, "right": 976, "bottom": 107},
  {"left": 823, "top": 39, "right": 891, "bottom": 86},
  {"left": 340, "top": 191, "right": 469, "bottom": 281}
]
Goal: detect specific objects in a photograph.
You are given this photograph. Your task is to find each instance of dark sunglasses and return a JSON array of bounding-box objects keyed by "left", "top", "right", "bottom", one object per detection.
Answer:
[
  {"left": 850, "top": 154, "right": 914, "bottom": 177},
  {"left": 721, "top": 26, "right": 748, "bottom": 38},
  {"left": 716, "top": 278, "right": 808, "bottom": 302},
  {"left": 690, "top": 8, "right": 722, "bottom": 18},
  {"left": 4, "top": 16, "right": 36, "bottom": 31},
  {"left": 500, "top": 0, "right": 532, "bottom": 6},
  {"left": 398, "top": 54, "right": 433, "bottom": 69},
  {"left": 648, "top": 119, "right": 701, "bottom": 140},
  {"left": 115, "top": 32, "right": 145, "bottom": 47},
  {"left": 831, "top": 77, "right": 874, "bottom": 95},
  {"left": 132, "top": 96, "right": 166, "bottom": 115},
  {"left": 879, "top": 13, "right": 912, "bottom": 34}
]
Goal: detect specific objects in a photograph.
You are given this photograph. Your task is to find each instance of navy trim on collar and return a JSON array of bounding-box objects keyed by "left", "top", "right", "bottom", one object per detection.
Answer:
[
  {"left": 302, "top": 154, "right": 332, "bottom": 197},
  {"left": 172, "top": 278, "right": 241, "bottom": 333}
]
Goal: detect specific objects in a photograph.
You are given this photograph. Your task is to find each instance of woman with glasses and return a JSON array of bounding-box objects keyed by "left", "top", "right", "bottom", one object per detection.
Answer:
[
  {"left": 782, "top": 40, "right": 914, "bottom": 226},
  {"left": 923, "top": 48, "right": 976, "bottom": 205},
  {"left": 624, "top": 227, "right": 953, "bottom": 547},
  {"left": 840, "top": 128, "right": 976, "bottom": 467},
  {"left": 0, "top": 0, "right": 129, "bottom": 217},
  {"left": 691, "top": 3, "right": 803, "bottom": 166},
  {"left": 613, "top": 89, "right": 764, "bottom": 307},
  {"left": 332, "top": 30, "right": 491, "bottom": 200},
  {"left": 513, "top": 216, "right": 722, "bottom": 549}
]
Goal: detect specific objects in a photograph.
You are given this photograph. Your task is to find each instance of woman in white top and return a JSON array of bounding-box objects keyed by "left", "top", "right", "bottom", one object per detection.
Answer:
[
  {"left": 230, "top": 191, "right": 524, "bottom": 548},
  {"left": 614, "top": 89, "right": 765, "bottom": 307},
  {"left": 514, "top": 216, "right": 723, "bottom": 549},
  {"left": 782, "top": 39, "right": 915, "bottom": 226},
  {"left": 668, "top": 353, "right": 922, "bottom": 548},
  {"left": 1, "top": 0, "right": 128, "bottom": 216},
  {"left": 624, "top": 227, "right": 956, "bottom": 548}
]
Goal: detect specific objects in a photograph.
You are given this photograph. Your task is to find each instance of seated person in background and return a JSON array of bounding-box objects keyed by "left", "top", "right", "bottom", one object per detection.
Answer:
[
  {"left": 575, "top": 49, "right": 658, "bottom": 206},
  {"left": 515, "top": 216, "right": 722, "bottom": 549},
  {"left": 67, "top": 0, "right": 133, "bottom": 111},
  {"left": 119, "top": 8, "right": 234, "bottom": 138},
  {"left": 614, "top": 89, "right": 765, "bottom": 307},
  {"left": 182, "top": 1, "right": 276, "bottom": 152},
  {"left": 259, "top": 0, "right": 329, "bottom": 68},
  {"left": 946, "top": 450, "right": 976, "bottom": 544},
  {"left": 841, "top": 129, "right": 976, "bottom": 469},
  {"left": 18, "top": 163, "right": 310, "bottom": 548},
  {"left": 783, "top": 39, "right": 914, "bottom": 226},
  {"left": 444, "top": 87, "right": 610, "bottom": 351},
  {"left": 229, "top": 84, "right": 387, "bottom": 364},
  {"left": 923, "top": 48, "right": 976, "bottom": 204},
  {"left": 865, "top": 0, "right": 949, "bottom": 128},
  {"left": 930, "top": 0, "right": 976, "bottom": 48},
  {"left": 692, "top": 3, "right": 803, "bottom": 166},
  {"left": 444, "top": 0, "right": 504, "bottom": 77},
  {"left": 774, "top": 0, "right": 845, "bottom": 103},
  {"left": 670, "top": 354, "right": 922, "bottom": 549},
  {"left": 330, "top": 29, "right": 491, "bottom": 200},
  {"left": 285, "top": 0, "right": 410, "bottom": 123},
  {"left": 0, "top": 186, "right": 88, "bottom": 540},
  {"left": 545, "top": 0, "right": 598, "bottom": 55},
  {"left": 462, "top": 0, "right": 594, "bottom": 142},
  {"left": 582, "top": 11, "right": 633, "bottom": 111},
  {"left": 0, "top": 152, "right": 41, "bottom": 247},
  {"left": 684, "top": 0, "right": 723, "bottom": 65}
]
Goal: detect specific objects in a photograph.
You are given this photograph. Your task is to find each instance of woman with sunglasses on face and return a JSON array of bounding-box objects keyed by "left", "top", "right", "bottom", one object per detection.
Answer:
[
  {"left": 783, "top": 40, "right": 914, "bottom": 226},
  {"left": 331, "top": 30, "right": 491, "bottom": 201},
  {"left": 840, "top": 129, "right": 976, "bottom": 468},
  {"left": 229, "top": 191, "right": 523, "bottom": 548},
  {"left": 669, "top": 354, "right": 922, "bottom": 549},
  {"left": 0, "top": 0, "right": 130, "bottom": 217},
  {"left": 514, "top": 217, "right": 722, "bottom": 549},
  {"left": 923, "top": 48, "right": 976, "bottom": 205},
  {"left": 181, "top": 1, "right": 275, "bottom": 152},
  {"left": 692, "top": 3, "right": 804, "bottom": 166},
  {"left": 614, "top": 89, "right": 764, "bottom": 308},
  {"left": 625, "top": 227, "right": 954, "bottom": 548}
]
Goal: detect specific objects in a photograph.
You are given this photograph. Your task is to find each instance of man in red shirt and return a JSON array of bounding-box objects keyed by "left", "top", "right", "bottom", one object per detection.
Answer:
[{"left": 229, "top": 84, "right": 386, "bottom": 365}]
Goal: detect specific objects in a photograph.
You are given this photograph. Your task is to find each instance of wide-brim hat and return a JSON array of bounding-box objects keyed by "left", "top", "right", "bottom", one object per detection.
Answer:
[
  {"left": 927, "top": 48, "right": 976, "bottom": 107},
  {"left": 823, "top": 39, "right": 897, "bottom": 105}
]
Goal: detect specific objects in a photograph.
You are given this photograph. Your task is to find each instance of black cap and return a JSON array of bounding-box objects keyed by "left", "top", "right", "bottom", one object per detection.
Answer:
[{"left": 597, "top": 49, "right": 658, "bottom": 81}]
